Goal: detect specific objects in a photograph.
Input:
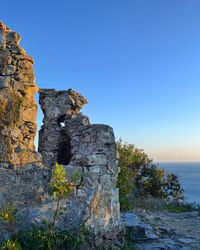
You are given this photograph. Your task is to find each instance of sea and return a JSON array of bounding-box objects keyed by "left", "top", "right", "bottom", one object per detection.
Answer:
[{"left": 159, "top": 162, "right": 200, "bottom": 204}]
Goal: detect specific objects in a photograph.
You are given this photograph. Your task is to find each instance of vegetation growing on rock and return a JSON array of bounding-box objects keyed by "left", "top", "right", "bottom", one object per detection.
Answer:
[{"left": 0, "top": 164, "right": 86, "bottom": 250}]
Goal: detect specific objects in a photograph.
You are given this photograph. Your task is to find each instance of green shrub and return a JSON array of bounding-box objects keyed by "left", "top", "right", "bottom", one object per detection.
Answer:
[
  {"left": 0, "top": 225, "right": 88, "bottom": 250},
  {"left": 123, "top": 229, "right": 135, "bottom": 250},
  {"left": 48, "top": 162, "right": 81, "bottom": 232},
  {"left": 0, "top": 207, "right": 17, "bottom": 237},
  {"left": 15, "top": 227, "right": 86, "bottom": 250},
  {"left": 117, "top": 139, "right": 152, "bottom": 210},
  {"left": 50, "top": 162, "right": 74, "bottom": 231},
  {"left": 0, "top": 239, "right": 21, "bottom": 250},
  {"left": 117, "top": 140, "right": 184, "bottom": 211},
  {"left": 134, "top": 164, "right": 166, "bottom": 198},
  {"left": 164, "top": 173, "right": 184, "bottom": 202},
  {"left": 163, "top": 202, "right": 197, "bottom": 213}
]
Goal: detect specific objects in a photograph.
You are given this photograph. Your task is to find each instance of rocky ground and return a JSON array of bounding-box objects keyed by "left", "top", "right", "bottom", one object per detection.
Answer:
[{"left": 122, "top": 209, "right": 200, "bottom": 250}]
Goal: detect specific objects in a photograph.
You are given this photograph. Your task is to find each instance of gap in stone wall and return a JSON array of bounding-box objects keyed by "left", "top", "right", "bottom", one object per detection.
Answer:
[
  {"left": 57, "top": 130, "right": 72, "bottom": 165},
  {"left": 57, "top": 114, "right": 66, "bottom": 127},
  {"left": 35, "top": 92, "right": 43, "bottom": 151}
]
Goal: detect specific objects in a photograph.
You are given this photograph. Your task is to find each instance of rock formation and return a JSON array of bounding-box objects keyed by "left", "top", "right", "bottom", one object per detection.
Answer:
[
  {"left": 0, "top": 22, "right": 123, "bottom": 248},
  {"left": 38, "top": 88, "right": 88, "bottom": 167},
  {"left": 0, "top": 22, "right": 41, "bottom": 166},
  {"left": 38, "top": 88, "right": 121, "bottom": 233}
]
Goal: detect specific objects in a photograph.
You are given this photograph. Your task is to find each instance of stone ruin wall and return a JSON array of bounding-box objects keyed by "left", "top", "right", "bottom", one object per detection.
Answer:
[
  {"left": 38, "top": 88, "right": 120, "bottom": 233},
  {"left": 0, "top": 22, "right": 123, "bottom": 246}
]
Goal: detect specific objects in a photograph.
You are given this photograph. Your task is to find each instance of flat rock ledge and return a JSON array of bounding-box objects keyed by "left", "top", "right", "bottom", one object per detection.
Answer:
[{"left": 121, "top": 211, "right": 200, "bottom": 250}]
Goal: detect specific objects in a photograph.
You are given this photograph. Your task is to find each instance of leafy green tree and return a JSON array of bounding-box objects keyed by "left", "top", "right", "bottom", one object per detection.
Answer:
[
  {"left": 117, "top": 140, "right": 184, "bottom": 210},
  {"left": 117, "top": 139, "right": 152, "bottom": 210},
  {"left": 134, "top": 164, "right": 166, "bottom": 197}
]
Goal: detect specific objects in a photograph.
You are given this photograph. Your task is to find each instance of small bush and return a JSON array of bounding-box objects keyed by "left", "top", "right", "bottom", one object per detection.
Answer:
[
  {"left": 117, "top": 139, "right": 152, "bottom": 210},
  {"left": 0, "top": 239, "right": 21, "bottom": 250},
  {"left": 123, "top": 229, "right": 135, "bottom": 250},
  {"left": 15, "top": 227, "right": 86, "bottom": 250},
  {"left": 0, "top": 206, "right": 17, "bottom": 238},
  {"left": 117, "top": 140, "right": 184, "bottom": 211}
]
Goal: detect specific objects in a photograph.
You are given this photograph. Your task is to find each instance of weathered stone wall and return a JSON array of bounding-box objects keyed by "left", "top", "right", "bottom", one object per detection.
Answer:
[
  {"left": 0, "top": 22, "right": 122, "bottom": 248},
  {"left": 38, "top": 88, "right": 121, "bottom": 233},
  {"left": 38, "top": 88, "right": 88, "bottom": 167},
  {"left": 0, "top": 22, "right": 41, "bottom": 166}
]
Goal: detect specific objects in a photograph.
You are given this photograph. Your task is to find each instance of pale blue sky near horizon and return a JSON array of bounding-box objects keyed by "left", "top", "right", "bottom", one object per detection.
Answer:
[{"left": 1, "top": 0, "right": 200, "bottom": 162}]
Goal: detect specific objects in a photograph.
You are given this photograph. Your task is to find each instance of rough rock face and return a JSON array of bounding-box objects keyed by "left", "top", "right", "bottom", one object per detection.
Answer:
[
  {"left": 38, "top": 88, "right": 121, "bottom": 233},
  {"left": 120, "top": 210, "right": 200, "bottom": 250},
  {"left": 38, "top": 88, "right": 88, "bottom": 167},
  {"left": 0, "top": 22, "right": 122, "bottom": 248},
  {"left": 0, "top": 162, "right": 50, "bottom": 243},
  {"left": 121, "top": 213, "right": 157, "bottom": 241},
  {"left": 0, "top": 22, "right": 41, "bottom": 166}
]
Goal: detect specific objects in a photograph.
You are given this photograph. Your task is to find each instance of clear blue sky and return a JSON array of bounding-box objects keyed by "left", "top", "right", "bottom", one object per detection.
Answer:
[{"left": 2, "top": 0, "right": 200, "bottom": 162}]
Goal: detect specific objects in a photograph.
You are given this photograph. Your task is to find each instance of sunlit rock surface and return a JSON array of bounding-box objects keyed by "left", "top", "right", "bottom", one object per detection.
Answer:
[
  {"left": 0, "top": 22, "right": 123, "bottom": 248},
  {"left": 0, "top": 22, "right": 41, "bottom": 166}
]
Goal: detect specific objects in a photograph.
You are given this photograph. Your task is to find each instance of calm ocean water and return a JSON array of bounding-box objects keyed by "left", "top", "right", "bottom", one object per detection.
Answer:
[{"left": 159, "top": 162, "right": 200, "bottom": 204}]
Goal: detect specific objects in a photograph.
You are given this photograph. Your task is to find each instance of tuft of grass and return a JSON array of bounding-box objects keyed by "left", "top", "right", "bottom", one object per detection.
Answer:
[
  {"left": 163, "top": 203, "right": 195, "bottom": 213},
  {"left": 132, "top": 196, "right": 200, "bottom": 214},
  {"left": 122, "top": 229, "right": 135, "bottom": 250},
  {"left": 123, "top": 242, "right": 135, "bottom": 250}
]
